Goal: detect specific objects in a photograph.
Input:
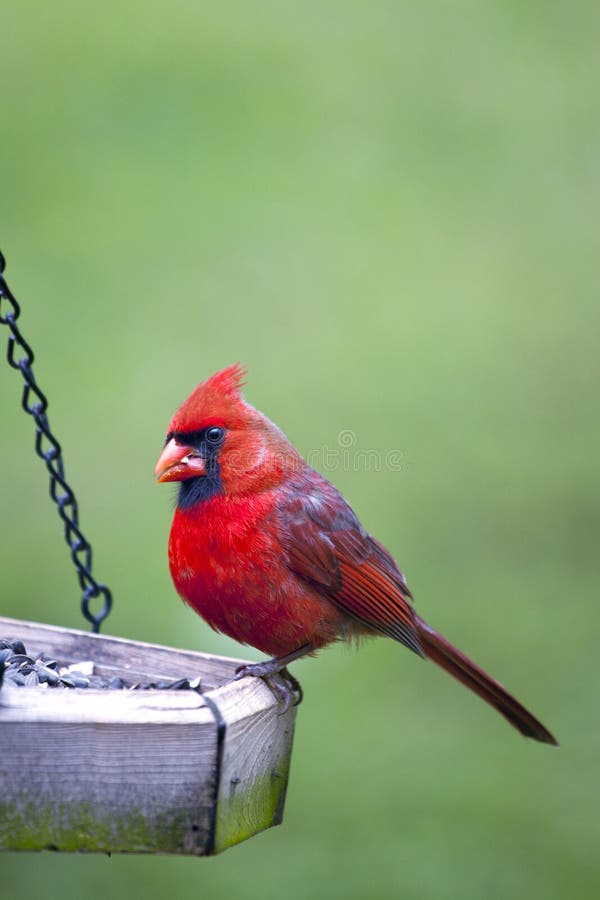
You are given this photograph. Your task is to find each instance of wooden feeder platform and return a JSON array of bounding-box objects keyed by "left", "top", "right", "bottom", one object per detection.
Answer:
[{"left": 0, "top": 616, "right": 297, "bottom": 856}]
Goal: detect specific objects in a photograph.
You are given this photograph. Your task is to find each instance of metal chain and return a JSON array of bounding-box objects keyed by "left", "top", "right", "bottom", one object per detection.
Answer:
[{"left": 0, "top": 251, "right": 113, "bottom": 632}]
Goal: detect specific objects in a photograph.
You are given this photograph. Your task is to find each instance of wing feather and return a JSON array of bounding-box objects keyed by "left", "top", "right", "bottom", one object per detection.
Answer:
[{"left": 280, "top": 470, "right": 423, "bottom": 656}]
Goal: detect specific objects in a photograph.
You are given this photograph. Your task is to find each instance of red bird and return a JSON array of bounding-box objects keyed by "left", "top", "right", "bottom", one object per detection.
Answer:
[{"left": 155, "top": 364, "right": 557, "bottom": 745}]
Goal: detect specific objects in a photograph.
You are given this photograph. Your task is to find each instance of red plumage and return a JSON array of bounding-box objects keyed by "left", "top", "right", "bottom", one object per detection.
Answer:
[{"left": 156, "top": 364, "right": 557, "bottom": 745}]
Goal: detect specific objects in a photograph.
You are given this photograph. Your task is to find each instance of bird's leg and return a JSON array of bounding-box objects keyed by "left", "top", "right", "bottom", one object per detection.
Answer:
[
  {"left": 233, "top": 643, "right": 313, "bottom": 712},
  {"left": 234, "top": 643, "right": 314, "bottom": 679}
]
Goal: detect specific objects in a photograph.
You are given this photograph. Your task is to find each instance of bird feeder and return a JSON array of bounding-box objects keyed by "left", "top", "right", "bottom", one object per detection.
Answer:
[
  {"left": 0, "top": 616, "right": 297, "bottom": 855},
  {"left": 0, "top": 255, "right": 299, "bottom": 855}
]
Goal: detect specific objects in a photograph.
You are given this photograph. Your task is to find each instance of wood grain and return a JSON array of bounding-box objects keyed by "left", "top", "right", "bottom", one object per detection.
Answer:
[{"left": 209, "top": 676, "right": 297, "bottom": 852}]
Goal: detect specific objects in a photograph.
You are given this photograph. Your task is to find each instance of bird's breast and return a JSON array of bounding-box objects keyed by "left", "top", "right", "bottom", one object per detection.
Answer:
[{"left": 167, "top": 491, "right": 346, "bottom": 656}]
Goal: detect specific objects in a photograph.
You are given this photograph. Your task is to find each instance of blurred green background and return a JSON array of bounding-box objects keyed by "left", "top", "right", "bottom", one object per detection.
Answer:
[{"left": 1, "top": 1, "right": 598, "bottom": 898}]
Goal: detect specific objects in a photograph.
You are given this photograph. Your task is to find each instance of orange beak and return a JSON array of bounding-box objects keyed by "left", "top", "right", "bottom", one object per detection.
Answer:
[{"left": 155, "top": 438, "right": 207, "bottom": 483}]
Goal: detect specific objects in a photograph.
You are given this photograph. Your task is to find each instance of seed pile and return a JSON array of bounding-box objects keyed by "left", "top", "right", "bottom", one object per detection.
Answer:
[{"left": 0, "top": 638, "right": 202, "bottom": 691}]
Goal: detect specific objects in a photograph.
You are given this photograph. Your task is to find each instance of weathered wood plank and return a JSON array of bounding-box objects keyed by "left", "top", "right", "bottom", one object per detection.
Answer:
[
  {"left": 208, "top": 676, "right": 297, "bottom": 853},
  {"left": 0, "top": 690, "right": 217, "bottom": 854},
  {"left": 0, "top": 617, "right": 298, "bottom": 855},
  {"left": 0, "top": 683, "right": 212, "bottom": 724}
]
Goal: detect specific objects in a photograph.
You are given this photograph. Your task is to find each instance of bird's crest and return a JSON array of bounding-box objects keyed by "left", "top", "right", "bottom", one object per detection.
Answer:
[
  {"left": 203, "top": 362, "right": 247, "bottom": 397},
  {"left": 169, "top": 363, "right": 250, "bottom": 433}
]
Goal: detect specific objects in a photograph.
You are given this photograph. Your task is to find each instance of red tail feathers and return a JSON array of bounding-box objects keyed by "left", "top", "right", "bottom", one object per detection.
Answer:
[{"left": 415, "top": 617, "right": 558, "bottom": 745}]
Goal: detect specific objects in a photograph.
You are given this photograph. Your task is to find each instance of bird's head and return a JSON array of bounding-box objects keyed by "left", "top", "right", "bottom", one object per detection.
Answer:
[{"left": 155, "top": 364, "right": 301, "bottom": 507}]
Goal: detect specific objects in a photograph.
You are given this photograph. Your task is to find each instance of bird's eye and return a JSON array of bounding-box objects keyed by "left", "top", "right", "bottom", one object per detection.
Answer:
[{"left": 205, "top": 426, "right": 225, "bottom": 444}]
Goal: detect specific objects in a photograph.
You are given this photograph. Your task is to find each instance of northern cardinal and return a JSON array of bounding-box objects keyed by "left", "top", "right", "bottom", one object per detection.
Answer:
[{"left": 155, "top": 364, "right": 557, "bottom": 745}]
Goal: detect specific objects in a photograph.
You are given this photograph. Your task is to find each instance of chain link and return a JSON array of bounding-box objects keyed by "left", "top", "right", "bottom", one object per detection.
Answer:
[{"left": 0, "top": 251, "right": 113, "bottom": 632}]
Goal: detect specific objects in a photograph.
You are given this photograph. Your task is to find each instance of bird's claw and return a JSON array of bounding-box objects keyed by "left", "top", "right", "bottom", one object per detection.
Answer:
[
  {"left": 234, "top": 661, "right": 275, "bottom": 680},
  {"left": 233, "top": 664, "right": 303, "bottom": 714}
]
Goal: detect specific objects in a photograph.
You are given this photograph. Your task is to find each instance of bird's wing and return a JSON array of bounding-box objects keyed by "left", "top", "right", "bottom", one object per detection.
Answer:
[{"left": 279, "top": 471, "right": 422, "bottom": 656}]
